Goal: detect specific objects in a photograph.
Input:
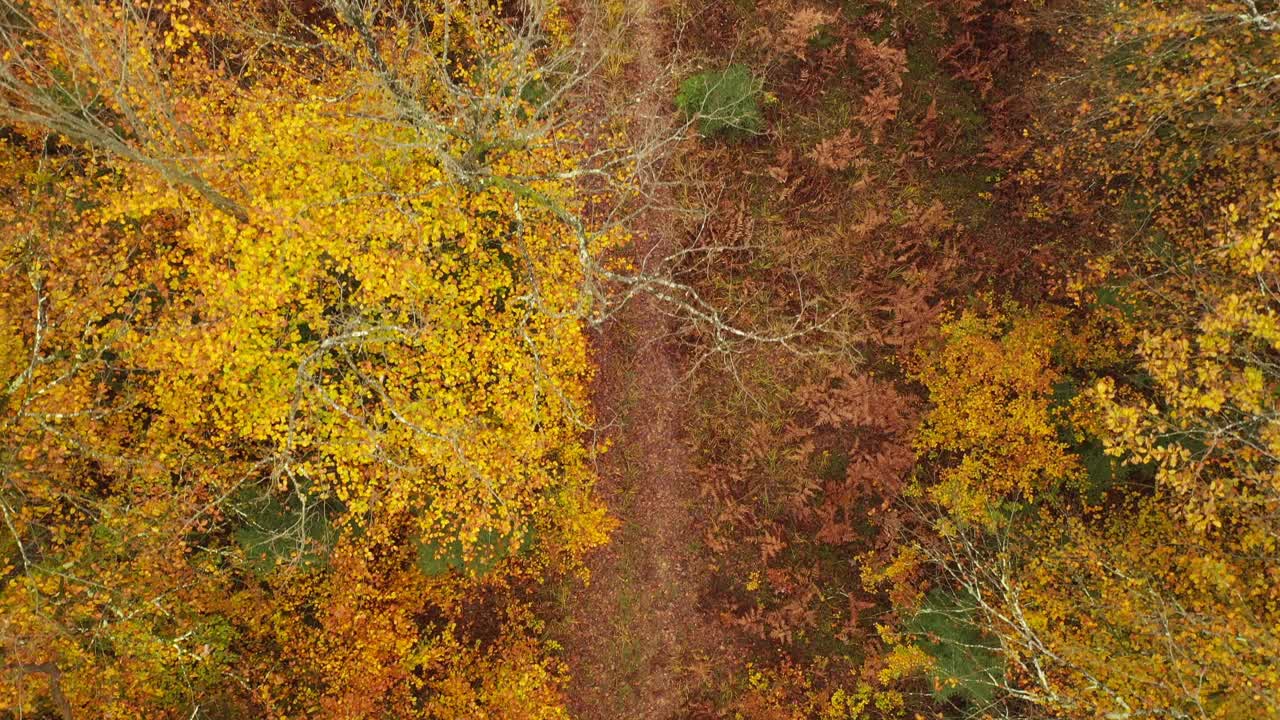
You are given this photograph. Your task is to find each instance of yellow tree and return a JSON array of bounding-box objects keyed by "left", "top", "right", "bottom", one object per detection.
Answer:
[
  {"left": 905, "top": 269, "right": 1280, "bottom": 717},
  {"left": 899, "top": 2, "right": 1280, "bottom": 714},
  {"left": 0, "top": 0, "right": 620, "bottom": 716},
  {"left": 912, "top": 304, "right": 1082, "bottom": 527}
]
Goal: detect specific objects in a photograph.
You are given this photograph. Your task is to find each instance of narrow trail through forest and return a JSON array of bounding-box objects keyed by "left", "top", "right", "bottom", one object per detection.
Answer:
[{"left": 557, "top": 1, "right": 725, "bottom": 717}]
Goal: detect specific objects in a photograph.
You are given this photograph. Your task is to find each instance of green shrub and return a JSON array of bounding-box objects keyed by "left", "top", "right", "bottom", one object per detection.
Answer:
[
  {"left": 675, "top": 65, "right": 763, "bottom": 139},
  {"left": 415, "top": 527, "right": 532, "bottom": 577},
  {"left": 906, "top": 589, "right": 1003, "bottom": 706},
  {"left": 233, "top": 489, "right": 342, "bottom": 575}
]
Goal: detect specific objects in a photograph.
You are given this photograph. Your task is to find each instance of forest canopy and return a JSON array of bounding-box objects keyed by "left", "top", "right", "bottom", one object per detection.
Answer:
[
  {"left": 1, "top": 0, "right": 1278, "bottom": 719},
  {"left": 0, "top": 0, "right": 617, "bottom": 716}
]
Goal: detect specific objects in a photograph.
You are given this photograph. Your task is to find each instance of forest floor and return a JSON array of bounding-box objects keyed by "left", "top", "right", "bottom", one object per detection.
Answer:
[
  {"left": 555, "top": 1, "right": 730, "bottom": 718},
  {"left": 550, "top": 0, "right": 1059, "bottom": 715}
]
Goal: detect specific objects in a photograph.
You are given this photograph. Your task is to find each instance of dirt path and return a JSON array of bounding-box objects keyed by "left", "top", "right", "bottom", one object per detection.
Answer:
[{"left": 556, "top": 1, "right": 725, "bottom": 718}]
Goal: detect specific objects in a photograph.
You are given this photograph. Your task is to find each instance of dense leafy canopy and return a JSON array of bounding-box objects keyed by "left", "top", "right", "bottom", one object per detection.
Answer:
[
  {"left": 2, "top": 0, "right": 1279, "bottom": 718},
  {"left": 0, "top": 0, "right": 615, "bottom": 716},
  {"left": 900, "top": 2, "right": 1280, "bottom": 717}
]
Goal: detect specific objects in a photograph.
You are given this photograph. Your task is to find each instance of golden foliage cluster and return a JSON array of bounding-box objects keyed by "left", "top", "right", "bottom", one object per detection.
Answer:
[{"left": 0, "top": 1, "right": 617, "bottom": 716}]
